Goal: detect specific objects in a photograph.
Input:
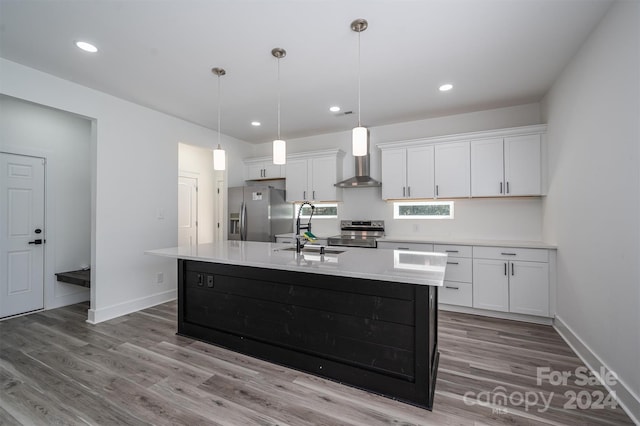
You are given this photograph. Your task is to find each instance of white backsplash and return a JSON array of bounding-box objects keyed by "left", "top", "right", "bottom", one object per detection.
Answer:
[{"left": 305, "top": 188, "right": 543, "bottom": 241}]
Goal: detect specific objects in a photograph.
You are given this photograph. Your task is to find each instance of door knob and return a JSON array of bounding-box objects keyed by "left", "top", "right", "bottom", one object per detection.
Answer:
[{"left": 28, "top": 239, "right": 43, "bottom": 245}]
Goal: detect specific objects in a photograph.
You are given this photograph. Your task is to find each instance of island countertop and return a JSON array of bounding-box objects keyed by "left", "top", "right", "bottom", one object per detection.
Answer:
[{"left": 146, "top": 241, "right": 446, "bottom": 286}]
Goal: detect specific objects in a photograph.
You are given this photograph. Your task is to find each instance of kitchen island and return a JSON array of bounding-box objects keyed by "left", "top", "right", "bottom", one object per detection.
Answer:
[{"left": 146, "top": 241, "right": 447, "bottom": 409}]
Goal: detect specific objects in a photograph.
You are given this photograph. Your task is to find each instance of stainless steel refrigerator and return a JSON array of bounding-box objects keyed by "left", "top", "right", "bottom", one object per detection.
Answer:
[{"left": 228, "top": 186, "right": 293, "bottom": 242}]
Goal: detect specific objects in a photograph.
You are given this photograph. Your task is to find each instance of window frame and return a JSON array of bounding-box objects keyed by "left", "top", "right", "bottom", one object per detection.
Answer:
[{"left": 392, "top": 200, "right": 454, "bottom": 220}]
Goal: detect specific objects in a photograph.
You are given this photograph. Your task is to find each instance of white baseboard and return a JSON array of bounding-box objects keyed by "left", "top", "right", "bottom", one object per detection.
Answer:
[
  {"left": 47, "top": 289, "right": 90, "bottom": 310},
  {"left": 87, "top": 289, "right": 176, "bottom": 324},
  {"left": 439, "top": 304, "right": 553, "bottom": 325},
  {"left": 554, "top": 315, "right": 640, "bottom": 425}
]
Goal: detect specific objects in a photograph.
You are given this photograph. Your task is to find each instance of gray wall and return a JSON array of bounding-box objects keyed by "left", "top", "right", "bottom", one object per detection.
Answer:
[{"left": 542, "top": 0, "right": 640, "bottom": 419}]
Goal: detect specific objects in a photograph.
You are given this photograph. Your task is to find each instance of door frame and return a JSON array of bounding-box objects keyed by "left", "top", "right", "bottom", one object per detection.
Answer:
[{"left": 178, "top": 171, "right": 199, "bottom": 246}]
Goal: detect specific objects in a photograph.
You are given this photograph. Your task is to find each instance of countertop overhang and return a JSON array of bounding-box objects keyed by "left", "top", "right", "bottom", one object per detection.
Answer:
[{"left": 146, "top": 241, "right": 446, "bottom": 287}]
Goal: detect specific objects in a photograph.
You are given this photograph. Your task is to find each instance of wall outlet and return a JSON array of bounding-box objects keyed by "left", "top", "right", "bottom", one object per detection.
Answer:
[{"left": 156, "top": 272, "right": 164, "bottom": 284}]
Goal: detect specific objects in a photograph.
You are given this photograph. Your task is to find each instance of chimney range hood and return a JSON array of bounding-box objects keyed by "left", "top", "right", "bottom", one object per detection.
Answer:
[{"left": 335, "top": 155, "right": 382, "bottom": 188}]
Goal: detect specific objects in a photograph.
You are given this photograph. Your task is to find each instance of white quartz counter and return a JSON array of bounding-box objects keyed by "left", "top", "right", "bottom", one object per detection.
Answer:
[
  {"left": 377, "top": 237, "right": 557, "bottom": 249},
  {"left": 146, "top": 241, "right": 446, "bottom": 287}
]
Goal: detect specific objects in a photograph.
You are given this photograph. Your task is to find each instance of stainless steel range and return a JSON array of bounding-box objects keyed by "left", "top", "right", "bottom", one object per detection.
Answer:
[{"left": 327, "top": 220, "right": 384, "bottom": 248}]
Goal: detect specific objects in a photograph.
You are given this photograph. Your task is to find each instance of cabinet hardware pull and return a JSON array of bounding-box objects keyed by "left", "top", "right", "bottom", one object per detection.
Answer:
[
  {"left": 447, "top": 261, "right": 459, "bottom": 265},
  {"left": 313, "top": 190, "right": 316, "bottom": 200},
  {"left": 303, "top": 191, "right": 306, "bottom": 200},
  {"left": 500, "top": 182, "right": 503, "bottom": 194},
  {"left": 445, "top": 250, "right": 459, "bottom": 253},
  {"left": 507, "top": 181, "right": 510, "bottom": 194},
  {"left": 511, "top": 263, "right": 514, "bottom": 276},
  {"left": 397, "top": 247, "right": 409, "bottom": 250},
  {"left": 402, "top": 186, "right": 406, "bottom": 197},
  {"left": 407, "top": 186, "right": 411, "bottom": 197},
  {"left": 436, "top": 185, "right": 439, "bottom": 196},
  {"left": 501, "top": 252, "right": 517, "bottom": 256},
  {"left": 445, "top": 286, "right": 459, "bottom": 290},
  {"left": 504, "top": 262, "right": 507, "bottom": 276}
]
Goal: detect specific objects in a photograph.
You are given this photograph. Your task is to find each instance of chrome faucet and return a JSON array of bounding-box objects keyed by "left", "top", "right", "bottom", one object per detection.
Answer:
[{"left": 295, "top": 201, "right": 315, "bottom": 254}]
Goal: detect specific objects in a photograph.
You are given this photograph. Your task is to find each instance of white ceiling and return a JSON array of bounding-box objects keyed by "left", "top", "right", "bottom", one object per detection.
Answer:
[{"left": 0, "top": 0, "right": 612, "bottom": 143}]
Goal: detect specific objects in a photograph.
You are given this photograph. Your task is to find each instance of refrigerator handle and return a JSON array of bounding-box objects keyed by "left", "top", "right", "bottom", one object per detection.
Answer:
[{"left": 240, "top": 201, "right": 247, "bottom": 241}]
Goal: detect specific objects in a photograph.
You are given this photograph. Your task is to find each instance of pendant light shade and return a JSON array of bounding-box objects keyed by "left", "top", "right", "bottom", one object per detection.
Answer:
[
  {"left": 272, "top": 47, "right": 287, "bottom": 165},
  {"left": 273, "top": 139, "right": 286, "bottom": 165},
  {"left": 352, "top": 126, "right": 367, "bottom": 157},
  {"left": 212, "top": 67, "right": 226, "bottom": 171},
  {"left": 213, "top": 144, "right": 226, "bottom": 170},
  {"left": 351, "top": 18, "right": 368, "bottom": 157}
]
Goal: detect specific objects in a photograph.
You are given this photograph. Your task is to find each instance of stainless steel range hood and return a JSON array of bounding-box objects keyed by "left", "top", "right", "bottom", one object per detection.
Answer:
[{"left": 335, "top": 154, "right": 382, "bottom": 188}]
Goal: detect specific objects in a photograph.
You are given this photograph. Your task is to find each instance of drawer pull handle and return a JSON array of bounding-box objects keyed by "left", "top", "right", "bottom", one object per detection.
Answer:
[
  {"left": 504, "top": 262, "right": 507, "bottom": 276},
  {"left": 445, "top": 286, "right": 459, "bottom": 290},
  {"left": 397, "top": 247, "right": 410, "bottom": 250},
  {"left": 447, "top": 261, "right": 459, "bottom": 265},
  {"left": 501, "top": 252, "right": 517, "bottom": 256},
  {"left": 445, "top": 250, "right": 459, "bottom": 253}
]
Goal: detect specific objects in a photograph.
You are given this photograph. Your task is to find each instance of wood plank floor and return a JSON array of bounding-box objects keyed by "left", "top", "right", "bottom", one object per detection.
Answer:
[{"left": 0, "top": 301, "right": 634, "bottom": 425}]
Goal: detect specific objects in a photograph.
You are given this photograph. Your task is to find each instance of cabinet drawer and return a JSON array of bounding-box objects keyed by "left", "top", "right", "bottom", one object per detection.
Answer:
[
  {"left": 473, "top": 246, "right": 548, "bottom": 262},
  {"left": 377, "top": 242, "right": 434, "bottom": 252},
  {"left": 433, "top": 244, "right": 472, "bottom": 258},
  {"left": 440, "top": 282, "right": 472, "bottom": 307},
  {"left": 444, "top": 257, "right": 472, "bottom": 283}
]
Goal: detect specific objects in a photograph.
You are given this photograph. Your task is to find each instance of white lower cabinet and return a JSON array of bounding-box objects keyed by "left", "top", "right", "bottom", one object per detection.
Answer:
[
  {"left": 378, "top": 241, "right": 552, "bottom": 317},
  {"left": 440, "top": 282, "right": 473, "bottom": 307},
  {"left": 473, "top": 246, "right": 550, "bottom": 316},
  {"left": 434, "top": 244, "right": 473, "bottom": 307}
]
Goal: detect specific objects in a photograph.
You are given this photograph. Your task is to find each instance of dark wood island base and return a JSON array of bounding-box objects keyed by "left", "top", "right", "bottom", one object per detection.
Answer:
[{"left": 178, "top": 259, "right": 439, "bottom": 410}]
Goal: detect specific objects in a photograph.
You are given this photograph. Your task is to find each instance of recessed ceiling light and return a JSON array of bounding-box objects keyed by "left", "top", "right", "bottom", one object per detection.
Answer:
[
  {"left": 329, "top": 106, "right": 341, "bottom": 113},
  {"left": 75, "top": 41, "right": 98, "bottom": 53},
  {"left": 439, "top": 84, "right": 453, "bottom": 92},
  {"left": 251, "top": 121, "right": 261, "bottom": 126}
]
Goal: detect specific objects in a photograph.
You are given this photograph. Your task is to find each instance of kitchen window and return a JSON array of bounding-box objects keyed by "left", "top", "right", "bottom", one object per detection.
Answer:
[
  {"left": 393, "top": 201, "right": 454, "bottom": 219},
  {"left": 295, "top": 203, "right": 338, "bottom": 219}
]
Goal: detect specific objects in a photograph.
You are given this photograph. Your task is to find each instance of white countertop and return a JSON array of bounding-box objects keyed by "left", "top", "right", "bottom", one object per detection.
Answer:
[
  {"left": 146, "top": 241, "right": 447, "bottom": 287},
  {"left": 377, "top": 236, "right": 557, "bottom": 249}
]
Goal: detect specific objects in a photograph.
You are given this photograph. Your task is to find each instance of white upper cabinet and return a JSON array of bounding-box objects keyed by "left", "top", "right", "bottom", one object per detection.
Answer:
[
  {"left": 470, "top": 138, "right": 504, "bottom": 196},
  {"left": 244, "top": 159, "right": 284, "bottom": 180},
  {"left": 381, "top": 146, "right": 434, "bottom": 199},
  {"left": 434, "top": 142, "right": 470, "bottom": 198},
  {"left": 504, "top": 134, "right": 541, "bottom": 196},
  {"left": 285, "top": 150, "right": 344, "bottom": 202},
  {"left": 471, "top": 134, "right": 541, "bottom": 197},
  {"left": 381, "top": 148, "right": 406, "bottom": 200}
]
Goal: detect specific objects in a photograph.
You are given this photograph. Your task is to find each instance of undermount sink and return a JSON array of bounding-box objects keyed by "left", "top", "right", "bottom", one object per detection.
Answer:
[{"left": 275, "top": 246, "right": 346, "bottom": 255}]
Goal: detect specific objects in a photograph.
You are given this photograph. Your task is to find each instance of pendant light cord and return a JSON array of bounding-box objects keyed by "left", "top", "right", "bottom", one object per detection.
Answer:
[
  {"left": 357, "top": 29, "right": 361, "bottom": 128},
  {"left": 277, "top": 57, "right": 281, "bottom": 140},
  {"left": 217, "top": 74, "right": 221, "bottom": 147}
]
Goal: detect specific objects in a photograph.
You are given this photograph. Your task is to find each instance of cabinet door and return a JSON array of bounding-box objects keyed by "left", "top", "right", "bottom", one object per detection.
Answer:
[
  {"left": 285, "top": 159, "right": 308, "bottom": 202},
  {"left": 246, "top": 163, "right": 265, "bottom": 180},
  {"left": 381, "top": 148, "right": 407, "bottom": 199},
  {"left": 435, "top": 142, "right": 470, "bottom": 198},
  {"left": 470, "top": 138, "right": 504, "bottom": 197},
  {"left": 263, "top": 163, "right": 284, "bottom": 179},
  {"left": 310, "top": 156, "right": 338, "bottom": 201},
  {"left": 407, "top": 145, "right": 434, "bottom": 198},
  {"left": 473, "top": 258, "right": 509, "bottom": 312},
  {"left": 509, "top": 261, "right": 549, "bottom": 316},
  {"left": 504, "top": 134, "right": 541, "bottom": 196}
]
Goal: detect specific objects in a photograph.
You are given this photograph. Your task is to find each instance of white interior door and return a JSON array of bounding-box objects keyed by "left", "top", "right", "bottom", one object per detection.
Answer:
[
  {"left": 178, "top": 175, "right": 198, "bottom": 246},
  {"left": 0, "top": 153, "right": 45, "bottom": 318}
]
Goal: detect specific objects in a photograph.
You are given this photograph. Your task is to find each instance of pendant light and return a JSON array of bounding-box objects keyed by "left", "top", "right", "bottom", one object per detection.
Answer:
[
  {"left": 351, "top": 18, "right": 368, "bottom": 157},
  {"left": 212, "top": 67, "right": 226, "bottom": 171},
  {"left": 272, "top": 48, "right": 287, "bottom": 165}
]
